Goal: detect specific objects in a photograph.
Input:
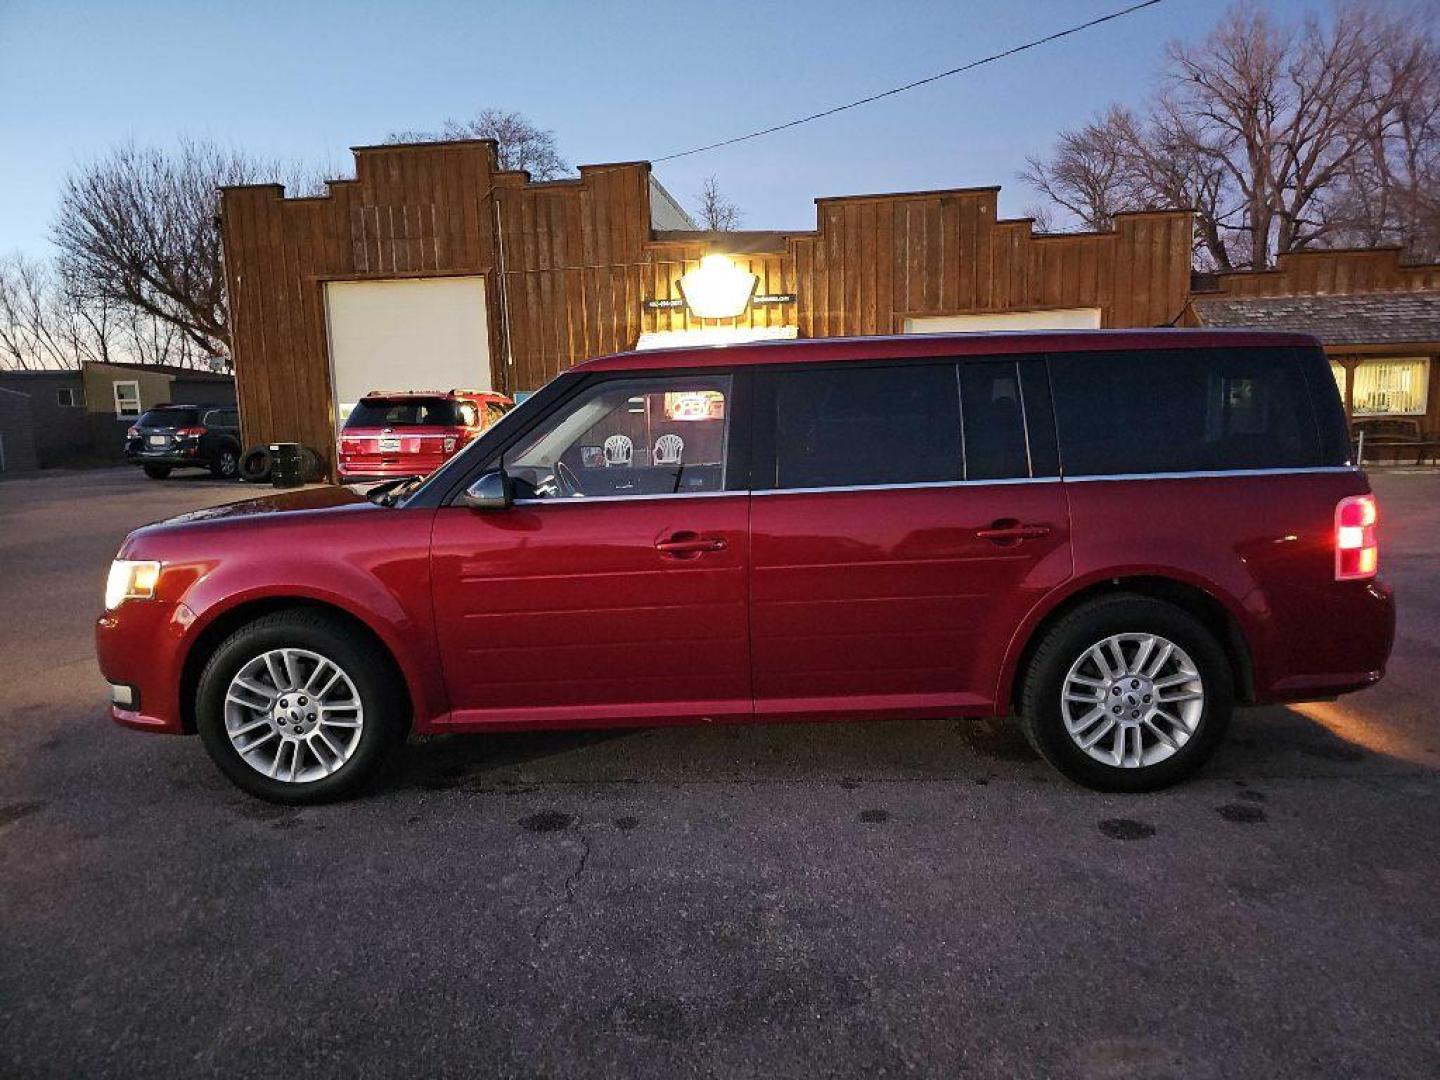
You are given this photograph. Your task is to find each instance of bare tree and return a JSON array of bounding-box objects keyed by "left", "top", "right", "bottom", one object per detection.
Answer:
[
  {"left": 51, "top": 138, "right": 284, "bottom": 359},
  {"left": 1023, "top": 2, "right": 1434, "bottom": 269},
  {"left": 1021, "top": 107, "right": 1132, "bottom": 231},
  {"left": 1325, "top": 23, "right": 1440, "bottom": 259},
  {"left": 0, "top": 252, "right": 205, "bottom": 372},
  {"left": 387, "top": 108, "right": 570, "bottom": 180},
  {"left": 1022, "top": 204, "right": 1059, "bottom": 234},
  {"left": 696, "top": 176, "right": 743, "bottom": 232}
]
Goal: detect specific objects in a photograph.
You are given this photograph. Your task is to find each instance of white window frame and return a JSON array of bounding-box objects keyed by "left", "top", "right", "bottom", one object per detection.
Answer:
[
  {"left": 56, "top": 386, "right": 84, "bottom": 408},
  {"left": 113, "top": 380, "right": 141, "bottom": 419}
]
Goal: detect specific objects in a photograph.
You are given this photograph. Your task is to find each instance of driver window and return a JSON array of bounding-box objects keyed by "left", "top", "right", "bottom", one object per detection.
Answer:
[{"left": 505, "top": 375, "right": 732, "bottom": 500}]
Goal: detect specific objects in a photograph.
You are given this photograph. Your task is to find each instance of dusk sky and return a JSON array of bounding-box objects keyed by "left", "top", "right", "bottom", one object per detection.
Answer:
[{"left": 2, "top": 0, "right": 1330, "bottom": 258}]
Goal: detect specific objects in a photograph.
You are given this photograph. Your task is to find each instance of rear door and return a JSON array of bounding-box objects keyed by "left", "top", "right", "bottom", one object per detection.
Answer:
[
  {"left": 748, "top": 357, "right": 1072, "bottom": 720},
  {"left": 429, "top": 369, "right": 753, "bottom": 728}
]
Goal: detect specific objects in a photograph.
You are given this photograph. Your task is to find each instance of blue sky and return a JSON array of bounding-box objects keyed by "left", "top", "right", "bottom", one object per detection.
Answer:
[{"left": 1, "top": 0, "right": 1321, "bottom": 257}]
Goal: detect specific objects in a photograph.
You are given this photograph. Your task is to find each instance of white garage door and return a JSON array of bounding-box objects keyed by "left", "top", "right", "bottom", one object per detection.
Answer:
[
  {"left": 903, "top": 307, "right": 1101, "bottom": 333},
  {"left": 325, "top": 277, "right": 492, "bottom": 421}
]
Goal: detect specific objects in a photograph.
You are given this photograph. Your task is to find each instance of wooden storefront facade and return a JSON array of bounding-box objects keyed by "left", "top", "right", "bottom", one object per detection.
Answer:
[
  {"left": 220, "top": 137, "right": 1440, "bottom": 469},
  {"left": 220, "top": 138, "right": 1192, "bottom": 467}
]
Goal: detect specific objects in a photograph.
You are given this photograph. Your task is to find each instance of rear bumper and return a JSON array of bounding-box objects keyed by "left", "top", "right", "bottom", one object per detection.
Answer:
[
  {"left": 1255, "top": 580, "right": 1396, "bottom": 703},
  {"left": 338, "top": 460, "right": 445, "bottom": 482},
  {"left": 125, "top": 450, "right": 207, "bottom": 467}
]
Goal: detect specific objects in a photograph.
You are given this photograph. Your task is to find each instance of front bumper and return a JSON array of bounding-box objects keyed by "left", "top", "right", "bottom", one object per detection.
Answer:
[{"left": 95, "top": 600, "right": 195, "bottom": 735}]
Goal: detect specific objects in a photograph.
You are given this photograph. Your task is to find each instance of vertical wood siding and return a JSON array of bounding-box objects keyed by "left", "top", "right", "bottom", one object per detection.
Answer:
[{"left": 221, "top": 143, "right": 1200, "bottom": 469}]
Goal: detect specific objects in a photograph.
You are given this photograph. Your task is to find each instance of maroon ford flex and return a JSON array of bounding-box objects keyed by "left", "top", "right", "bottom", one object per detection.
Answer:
[{"left": 96, "top": 331, "right": 1394, "bottom": 803}]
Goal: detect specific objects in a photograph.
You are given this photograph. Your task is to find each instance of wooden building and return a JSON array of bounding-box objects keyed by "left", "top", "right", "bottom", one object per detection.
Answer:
[{"left": 220, "top": 138, "right": 1439, "bottom": 469}]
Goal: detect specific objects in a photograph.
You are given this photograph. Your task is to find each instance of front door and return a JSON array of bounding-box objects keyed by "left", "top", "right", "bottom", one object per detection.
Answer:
[
  {"left": 749, "top": 358, "right": 1072, "bottom": 719},
  {"left": 429, "top": 371, "right": 751, "bottom": 728}
]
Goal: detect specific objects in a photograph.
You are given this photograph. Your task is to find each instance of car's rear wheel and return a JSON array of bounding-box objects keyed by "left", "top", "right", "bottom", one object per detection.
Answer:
[
  {"left": 142, "top": 464, "right": 171, "bottom": 479},
  {"left": 195, "top": 611, "right": 407, "bottom": 803},
  {"left": 1019, "top": 595, "right": 1233, "bottom": 792},
  {"left": 210, "top": 446, "right": 240, "bottom": 479}
]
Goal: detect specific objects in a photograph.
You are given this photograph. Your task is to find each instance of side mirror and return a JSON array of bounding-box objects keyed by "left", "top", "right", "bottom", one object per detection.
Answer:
[{"left": 457, "top": 469, "right": 512, "bottom": 511}]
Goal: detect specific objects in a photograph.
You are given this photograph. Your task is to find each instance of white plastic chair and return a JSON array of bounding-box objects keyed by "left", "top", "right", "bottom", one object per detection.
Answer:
[
  {"left": 603, "top": 434, "right": 633, "bottom": 467},
  {"left": 653, "top": 433, "right": 684, "bottom": 466}
]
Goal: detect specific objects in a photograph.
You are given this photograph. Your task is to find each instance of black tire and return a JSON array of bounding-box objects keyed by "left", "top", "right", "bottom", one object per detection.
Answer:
[
  {"left": 239, "top": 446, "right": 273, "bottom": 483},
  {"left": 298, "top": 445, "right": 325, "bottom": 483},
  {"left": 210, "top": 444, "right": 240, "bottom": 479},
  {"left": 195, "top": 610, "right": 408, "bottom": 804},
  {"left": 1018, "top": 594, "right": 1234, "bottom": 792},
  {"left": 142, "top": 464, "right": 171, "bottom": 480}
]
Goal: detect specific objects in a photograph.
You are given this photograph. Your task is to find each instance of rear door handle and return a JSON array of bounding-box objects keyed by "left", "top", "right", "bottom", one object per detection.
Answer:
[
  {"left": 656, "top": 532, "right": 728, "bottom": 557},
  {"left": 976, "top": 521, "right": 1053, "bottom": 544}
]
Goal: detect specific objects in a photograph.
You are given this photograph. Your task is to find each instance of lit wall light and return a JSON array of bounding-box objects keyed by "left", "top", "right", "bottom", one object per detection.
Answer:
[{"left": 678, "top": 255, "right": 758, "bottom": 320}]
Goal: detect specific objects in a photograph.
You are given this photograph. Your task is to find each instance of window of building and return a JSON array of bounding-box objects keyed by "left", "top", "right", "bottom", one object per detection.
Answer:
[
  {"left": 56, "top": 386, "right": 84, "bottom": 408},
  {"left": 112, "top": 381, "right": 141, "bottom": 419},
  {"left": 506, "top": 375, "right": 732, "bottom": 499},
  {"left": 1329, "top": 361, "right": 1347, "bottom": 406},
  {"left": 1049, "top": 348, "right": 1321, "bottom": 475},
  {"left": 1350, "top": 358, "right": 1430, "bottom": 416},
  {"left": 771, "top": 364, "right": 961, "bottom": 489}
]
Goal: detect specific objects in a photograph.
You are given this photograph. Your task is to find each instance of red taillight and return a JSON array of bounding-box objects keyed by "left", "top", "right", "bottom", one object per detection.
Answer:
[
  {"left": 175, "top": 426, "right": 206, "bottom": 438},
  {"left": 126, "top": 426, "right": 139, "bottom": 438},
  {"left": 1335, "top": 494, "right": 1378, "bottom": 580}
]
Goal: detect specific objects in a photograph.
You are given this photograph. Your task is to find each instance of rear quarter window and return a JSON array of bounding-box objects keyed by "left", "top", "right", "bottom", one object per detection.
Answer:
[{"left": 1049, "top": 347, "right": 1327, "bottom": 476}]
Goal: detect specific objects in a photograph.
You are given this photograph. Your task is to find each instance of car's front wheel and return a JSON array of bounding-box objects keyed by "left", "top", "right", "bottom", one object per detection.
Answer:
[
  {"left": 1019, "top": 595, "right": 1233, "bottom": 792},
  {"left": 195, "top": 611, "right": 407, "bottom": 803}
]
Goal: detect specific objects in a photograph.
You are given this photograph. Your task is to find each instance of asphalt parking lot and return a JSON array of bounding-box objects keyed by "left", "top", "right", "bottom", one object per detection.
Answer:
[{"left": 2, "top": 466, "right": 1438, "bottom": 1079}]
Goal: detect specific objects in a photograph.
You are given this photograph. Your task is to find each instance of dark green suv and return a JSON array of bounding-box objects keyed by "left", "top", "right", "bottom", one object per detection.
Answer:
[{"left": 124, "top": 404, "right": 242, "bottom": 480}]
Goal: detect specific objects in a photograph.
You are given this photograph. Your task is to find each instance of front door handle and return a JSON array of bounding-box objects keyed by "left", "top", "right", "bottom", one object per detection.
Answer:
[
  {"left": 656, "top": 532, "right": 728, "bottom": 557},
  {"left": 976, "top": 520, "right": 1053, "bottom": 544}
]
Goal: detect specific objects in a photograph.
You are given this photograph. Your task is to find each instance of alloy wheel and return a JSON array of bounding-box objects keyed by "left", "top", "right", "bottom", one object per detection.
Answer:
[
  {"left": 223, "top": 648, "right": 365, "bottom": 783},
  {"left": 1059, "top": 633, "right": 1204, "bottom": 769}
]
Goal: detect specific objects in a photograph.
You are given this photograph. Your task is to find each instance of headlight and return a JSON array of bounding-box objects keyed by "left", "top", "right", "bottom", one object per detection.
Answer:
[{"left": 105, "top": 560, "right": 161, "bottom": 610}]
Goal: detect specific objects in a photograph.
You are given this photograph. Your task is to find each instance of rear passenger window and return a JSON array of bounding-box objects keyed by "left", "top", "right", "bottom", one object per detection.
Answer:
[
  {"left": 961, "top": 361, "right": 1031, "bottom": 480},
  {"left": 773, "top": 364, "right": 961, "bottom": 489},
  {"left": 1049, "top": 348, "right": 1323, "bottom": 476}
]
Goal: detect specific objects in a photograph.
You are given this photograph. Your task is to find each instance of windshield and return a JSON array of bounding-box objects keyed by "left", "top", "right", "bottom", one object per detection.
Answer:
[
  {"left": 137, "top": 408, "right": 200, "bottom": 428},
  {"left": 345, "top": 398, "right": 464, "bottom": 428}
]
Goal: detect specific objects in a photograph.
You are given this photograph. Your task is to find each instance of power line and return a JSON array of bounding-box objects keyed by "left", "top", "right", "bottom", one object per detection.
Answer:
[{"left": 651, "top": 0, "right": 1165, "bottom": 164}]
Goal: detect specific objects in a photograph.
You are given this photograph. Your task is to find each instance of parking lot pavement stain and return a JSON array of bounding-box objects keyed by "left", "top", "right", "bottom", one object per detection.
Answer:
[
  {"left": 0, "top": 800, "right": 46, "bottom": 828},
  {"left": 1098, "top": 818, "right": 1156, "bottom": 840},
  {"left": 612, "top": 816, "right": 640, "bottom": 831},
  {"left": 857, "top": 808, "right": 890, "bottom": 823},
  {"left": 1236, "top": 788, "right": 1269, "bottom": 802},
  {"left": 520, "top": 810, "right": 576, "bottom": 833},
  {"left": 1216, "top": 803, "right": 1268, "bottom": 824}
]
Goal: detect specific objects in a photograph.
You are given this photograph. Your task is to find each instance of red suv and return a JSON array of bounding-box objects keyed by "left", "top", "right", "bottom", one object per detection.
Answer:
[
  {"left": 96, "top": 331, "right": 1394, "bottom": 803},
  {"left": 336, "top": 389, "right": 512, "bottom": 482}
]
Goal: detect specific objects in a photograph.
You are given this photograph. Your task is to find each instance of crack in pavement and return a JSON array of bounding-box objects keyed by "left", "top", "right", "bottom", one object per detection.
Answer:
[{"left": 531, "top": 816, "right": 592, "bottom": 945}]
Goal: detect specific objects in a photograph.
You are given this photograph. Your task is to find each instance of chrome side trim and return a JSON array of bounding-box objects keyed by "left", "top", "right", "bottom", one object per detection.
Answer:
[
  {"left": 510, "top": 466, "right": 1357, "bottom": 504},
  {"left": 752, "top": 477, "right": 1063, "bottom": 496},
  {"left": 1062, "top": 466, "right": 1358, "bottom": 483},
  {"left": 513, "top": 490, "right": 744, "bottom": 506}
]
